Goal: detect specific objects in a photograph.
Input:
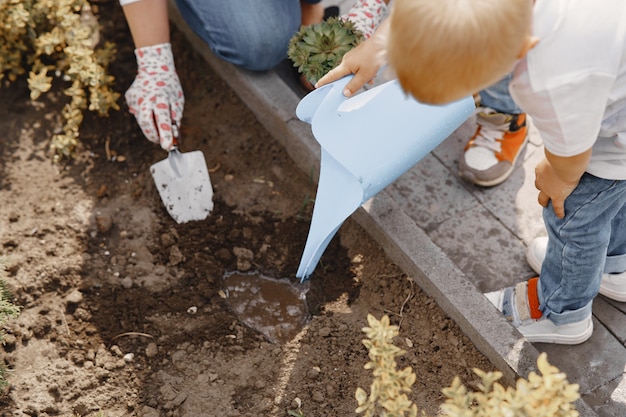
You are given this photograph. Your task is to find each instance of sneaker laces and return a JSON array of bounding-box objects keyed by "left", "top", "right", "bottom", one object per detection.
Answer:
[{"left": 471, "top": 108, "right": 510, "bottom": 153}]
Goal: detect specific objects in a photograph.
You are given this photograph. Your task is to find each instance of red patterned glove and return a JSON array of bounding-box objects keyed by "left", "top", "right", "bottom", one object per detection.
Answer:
[
  {"left": 125, "top": 43, "right": 184, "bottom": 151},
  {"left": 342, "top": 0, "right": 389, "bottom": 39}
]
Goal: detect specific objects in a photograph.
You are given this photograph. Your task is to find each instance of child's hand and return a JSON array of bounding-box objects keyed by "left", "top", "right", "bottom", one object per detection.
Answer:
[
  {"left": 534, "top": 158, "right": 579, "bottom": 219},
  {"left": 315, "top": 19, "right": 389, "bottom": 97}
]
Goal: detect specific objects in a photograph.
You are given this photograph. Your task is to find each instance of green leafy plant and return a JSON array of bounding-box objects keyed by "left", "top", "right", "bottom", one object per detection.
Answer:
[
  {"left": 0, "top": 0, "right": 120, "bottom": 161},
  {"left": 288, "top": 16, "right": 364, "bottom": 85},
  {"left": 356, "top": 314, "right": 580, "bottom": 417},
  {"left": 0, "top": 260, "right": 20, "bottom": 391}
]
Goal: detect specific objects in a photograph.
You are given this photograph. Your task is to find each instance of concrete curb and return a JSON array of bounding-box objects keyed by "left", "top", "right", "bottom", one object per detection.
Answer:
[{"left": 168, "top": 4, "right": 596, "bottom": 415}]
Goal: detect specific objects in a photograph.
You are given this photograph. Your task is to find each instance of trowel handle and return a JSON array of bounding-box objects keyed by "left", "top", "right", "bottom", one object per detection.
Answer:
[
  {"left": 167, "top": 148, "right": 185, "bottom": 177},
  {"left": 170, "top": 122, "right": 180, "bottom": 150}
]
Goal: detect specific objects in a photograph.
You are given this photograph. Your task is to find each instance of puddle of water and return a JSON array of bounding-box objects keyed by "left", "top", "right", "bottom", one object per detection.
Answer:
[{"left": 222, "top": 271, "right": 310, "bottom": 344}]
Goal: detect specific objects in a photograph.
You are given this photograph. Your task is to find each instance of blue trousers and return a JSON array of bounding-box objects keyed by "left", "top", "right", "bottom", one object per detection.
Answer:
[
  {"left": 175, "top": 0, "right": 319, "bottom": 71},
  {"left": 540, "top": 172, "right": 626, "bottom": 325},
  {"left": 480, "top": 73, "right": 522, "bottom": 114}
]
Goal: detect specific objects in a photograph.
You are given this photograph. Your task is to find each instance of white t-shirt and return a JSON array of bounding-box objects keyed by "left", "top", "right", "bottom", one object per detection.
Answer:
[{"left": 509, "top": 0, "right": 626, "bottom": 179}]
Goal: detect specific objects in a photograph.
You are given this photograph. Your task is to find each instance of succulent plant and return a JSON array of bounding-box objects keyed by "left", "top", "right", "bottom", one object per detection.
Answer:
[{"left": 288, "top": 16, "right": 364, "bottom": 85}]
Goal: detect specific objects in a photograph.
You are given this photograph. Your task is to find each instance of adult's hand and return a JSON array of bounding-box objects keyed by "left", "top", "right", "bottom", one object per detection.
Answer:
[{"left": 125, "top": 43, "right": 184, "bottom": 151}]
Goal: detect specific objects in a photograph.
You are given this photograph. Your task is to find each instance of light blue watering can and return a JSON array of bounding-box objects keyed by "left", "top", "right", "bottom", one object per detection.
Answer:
[{"left": 295, "top": 76, "right": 475, "bottom": 281}]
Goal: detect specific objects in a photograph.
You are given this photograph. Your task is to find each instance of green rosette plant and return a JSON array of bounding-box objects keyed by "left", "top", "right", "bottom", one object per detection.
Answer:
[{"left": 288, "top": 16, "right": 364, "bottom": 86}]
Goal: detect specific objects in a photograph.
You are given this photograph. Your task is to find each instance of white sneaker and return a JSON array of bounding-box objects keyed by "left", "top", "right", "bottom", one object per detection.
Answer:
[
  {"left": 485, "top": 278, "right": 593, "bottom": 345},
  {"left": 458, "top": 109, "right": 529, "bottom": 187},
  {"left": 526, "top": 236, "right": 547, "bottom": 274},
  {"left": 527, "top": 236, "right": 626, "bottom": 302}
]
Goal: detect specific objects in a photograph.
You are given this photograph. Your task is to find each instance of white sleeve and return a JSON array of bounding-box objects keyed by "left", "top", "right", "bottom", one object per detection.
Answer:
[{"left": 120, "top": 0, "right": 142, "bottom": 5}]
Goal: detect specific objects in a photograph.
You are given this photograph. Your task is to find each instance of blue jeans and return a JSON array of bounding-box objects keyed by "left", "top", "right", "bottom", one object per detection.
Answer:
[
  {"left": 175, "top": 0, "right": 315, "bottom": 71},
  {"left": 480, "top": 74, "right": 522, "bottom": 114},
  {"left": 540, "top": 172, "right": 626, "bottom": 325}
]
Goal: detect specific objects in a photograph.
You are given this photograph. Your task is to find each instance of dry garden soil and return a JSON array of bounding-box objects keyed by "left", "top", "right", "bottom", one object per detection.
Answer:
[{"left": 0, "top": 1, "right": 494, "bottom": 416}]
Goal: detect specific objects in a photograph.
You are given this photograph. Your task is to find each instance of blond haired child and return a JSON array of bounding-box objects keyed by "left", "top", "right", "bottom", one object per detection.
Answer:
[
  {"left": 388, "top": 0, "right": 626, "bottom": 344},
  {"left": 318, "top": 4, "right": 530, "bottom": 188},
  {"left": 387, "top": 0, "right": 534, "bottom": 105}
]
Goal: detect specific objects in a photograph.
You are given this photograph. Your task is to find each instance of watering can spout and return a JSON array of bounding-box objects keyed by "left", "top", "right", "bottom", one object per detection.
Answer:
[{"left": 295, "top": 76, "right": 475, "bottom": 281}]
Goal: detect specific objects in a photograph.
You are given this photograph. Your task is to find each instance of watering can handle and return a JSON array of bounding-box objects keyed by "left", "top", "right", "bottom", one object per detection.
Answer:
[{"left": 296, "top": 75, "right": 353, "bottom": 124}]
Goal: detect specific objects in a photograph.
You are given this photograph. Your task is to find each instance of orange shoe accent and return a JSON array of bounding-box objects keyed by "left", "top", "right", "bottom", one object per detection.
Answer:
[
  {"left": 527, "top": 277, "right": 542, "bottom": 320},
  {"left": 497, "top": 113, "right": 527, "bottom": 163},
  {"left": 464, "top": 113, "right": 528, "bottom": 164},
  {"left": 460, "top": 110, "right": 529, "bottom": 187}
]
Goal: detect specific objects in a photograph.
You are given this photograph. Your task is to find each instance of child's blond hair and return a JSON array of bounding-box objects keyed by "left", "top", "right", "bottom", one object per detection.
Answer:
[{"left": 387, "top": 0, "right": 533, "bottom": 104}]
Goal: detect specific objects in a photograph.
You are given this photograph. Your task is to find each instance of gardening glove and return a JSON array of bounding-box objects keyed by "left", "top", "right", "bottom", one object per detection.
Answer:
[
  {"left": 125, "top": 42, "right": 184, "bottom": 151},
  {"left": 342, "top": 0, "right": 389, "bottom": 39}
]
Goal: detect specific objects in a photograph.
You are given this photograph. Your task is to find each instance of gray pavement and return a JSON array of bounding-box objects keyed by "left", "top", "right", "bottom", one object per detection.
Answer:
[{"left": 169, "top": 2, "right": 626, "bottom": 416}]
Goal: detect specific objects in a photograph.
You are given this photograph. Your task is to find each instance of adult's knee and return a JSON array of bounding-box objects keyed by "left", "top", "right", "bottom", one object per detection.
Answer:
[
  {"left": 176, "top": 0, "right": 300, "bottom": 71},
  {"left": 229, "top": 28, "right": 296, "bottom": 71}
]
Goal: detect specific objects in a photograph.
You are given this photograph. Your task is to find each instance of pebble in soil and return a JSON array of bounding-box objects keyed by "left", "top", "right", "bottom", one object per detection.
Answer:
[{"left": 222, "top": 271, "right": 311, "bottom": 344}]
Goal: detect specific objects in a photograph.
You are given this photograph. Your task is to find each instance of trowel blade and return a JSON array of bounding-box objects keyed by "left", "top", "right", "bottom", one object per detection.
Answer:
[{"left": 150, "top": 149, "right": 214, "bottom": 224}]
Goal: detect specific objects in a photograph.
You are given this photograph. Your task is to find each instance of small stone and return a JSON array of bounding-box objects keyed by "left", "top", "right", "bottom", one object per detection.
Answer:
[
  {"left": 160, "top": 232, "right": 177, "bottom": 247},
  {"left": 141, "top": 406, "right": 160, "bottom": 417},
  {"left": 160, "top": 384, "right": 178, "bottom": 402},
  {"left": 172, "top": 392, "right": 188, "bottom": 407},
  {"left": 169, "top": 245, "right": 185, "bottom": 266},
  {"left": 95, "top": 213, "right": 113, "bottom": 234},
  {"left": 233, "top": 247, "right": 253, "bottom": 260},
  {"left": 237, "top": 259, "right": 252, "bottom": 271},
  {"left": 312, "top": 390, "right": 325, "bottom": 403},
  {"left": 307, "top": 366, "right": 321, "bottom": 379},
  {"left": 145, "top": 343, "right": 158, "bottom": 358},
  {"left": 196, "top": 374, "right": 209, "bottom": 384},
  {"left": 65, "top": 289, "right": 83, "bottom": 305},
  {"left": 318, "top": 327, "right": 332, "bottom": 337},
  {"left": 171, "top": 349, "right": 186, "bottom": 364},
  {"left": 110, "top": 345, "right": 123, "bottom": 357}
]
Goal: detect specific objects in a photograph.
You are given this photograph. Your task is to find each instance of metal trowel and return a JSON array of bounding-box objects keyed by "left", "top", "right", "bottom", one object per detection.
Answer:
[{"left": 150, "top": 133, "right": 214, "bottom": 224}]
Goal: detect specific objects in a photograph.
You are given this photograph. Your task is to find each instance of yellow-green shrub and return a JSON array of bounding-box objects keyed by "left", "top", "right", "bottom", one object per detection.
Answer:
[
  {"left": 356, "top": 314, "right": 580, "bottom": 417},
  {"left": 0, "top": 260, "right": 20, "bottom": 390},
  {"left": 0, "top": 0, "right": 120, "bottom": 161}
]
